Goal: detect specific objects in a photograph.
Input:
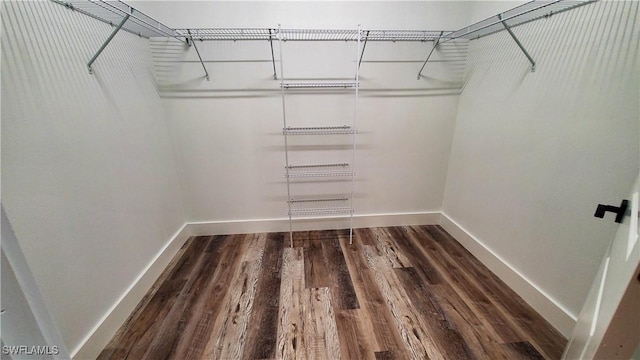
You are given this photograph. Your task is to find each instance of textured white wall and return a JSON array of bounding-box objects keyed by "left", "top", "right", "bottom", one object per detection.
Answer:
[
  {"left": 444, "top": 0, "right": 639, "bottom": 320},
  {"left": 1, "top": 1, "right": 185, "bottom": 354}
]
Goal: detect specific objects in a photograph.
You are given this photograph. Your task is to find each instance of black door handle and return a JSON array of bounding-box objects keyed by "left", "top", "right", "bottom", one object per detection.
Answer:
[{"left": 594, "top": 200, "right": 629, "bottom": 223}]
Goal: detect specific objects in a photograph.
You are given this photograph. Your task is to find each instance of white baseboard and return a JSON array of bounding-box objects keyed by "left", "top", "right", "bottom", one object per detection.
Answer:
[
  {"left": 187, "top": 211, "right": 441, "bottom": 236},
  {"left": 71, "top": 224, "right": 191, "bottom": 360},
  {"left": 439, "top": 213, "right": 577, "bottom": 337}
]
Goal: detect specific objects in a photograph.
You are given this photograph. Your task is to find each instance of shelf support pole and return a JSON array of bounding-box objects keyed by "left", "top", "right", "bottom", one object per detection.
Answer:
[
  {"left": 417, "top": 31, "right": 443, "bottom": 79},
  {"left": 87, "top": 13, "right": 130, "bottom": 74},
  {"left": 499, "top": 14, "right": 536, "bottom": 72},
  {"left": 269, "top": 29, "right": 277, "bottom": 79},
  {"left": 188, "top": 30, "right": 210, "bottom": 81}
]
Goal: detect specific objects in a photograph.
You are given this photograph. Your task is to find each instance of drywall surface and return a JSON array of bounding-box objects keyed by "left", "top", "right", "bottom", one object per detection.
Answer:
[
  {"left": 1, "top": 1, "right": 185, "bottom": 354},
  {"left": 146, "top": 1, "right": 469, "bottom": 225},
  {"left": 131, "top": 1, "right": 473, "bottom": 30},
  {"left": 444, "top": 0, "right": 639, "bottom": 322}
]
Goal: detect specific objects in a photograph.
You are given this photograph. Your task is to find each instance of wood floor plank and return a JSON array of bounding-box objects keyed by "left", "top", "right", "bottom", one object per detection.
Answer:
[
  {"left": 176, "top": 234, "right": 249, "bottom": 360},
  {"left": 338, "top": 231, "right": 409, "bottom": 357},
  {"left": 304, "top": 230, "right": 331, "bottom": 288},
  {"left": 98, "top": 236, "right": 210, "bottom": 360},
  {"left": 394, "top": 267, "right": 474, "bottom": 360},
  {"left": 385, "top": 227, "right": 441, "bottom": 285},
  {"left": 354, "top": 227, "right": 377, "bottom": 248},
  {"left": 302, "top": 287, "right": 341, "bottom": 360},
  {"left": 292, "top": 230, "right": 308, "bottom": 248},
  {"left": 140, "top": 235, "right": 230, "bottom": 360},
  {"left": 374, "top": 350, "right": 400, "bottom": 360},
  {"left": 421, "top": 225, "right": 567, "bottom": 359},
  {"left": 321, "top": 230, "right": 360, "bottom": 310},
  {"left": 502, "top": 341, "right": 546, "bottom": 360},
  {"left": 242, "top": 232, "right": 285, "bottom": 360},
  {"left": 401, "top": 226, "right": 521, "bottom": 344},
  {"left": 361, "top": 244, "right": 442, "bottom": 360},
  {"left": 334, "top": 309, "right": 376, "bottom": 360},
  {"left": 203, "top": 233, "right": 267, "bottom": 360},
  {"left": 370, "top": 227, "right": 411, "bottom": 268},
  {"left": 276, "top": 246, "right": 306, "bottom": 360}
]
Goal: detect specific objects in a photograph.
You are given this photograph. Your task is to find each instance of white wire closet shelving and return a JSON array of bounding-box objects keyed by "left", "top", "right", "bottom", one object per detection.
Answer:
[
  {"left": 54, "top": 0, "right": 599, "bottom": 76},
  {"left": 278, "top": 25, "right": 362, "bottom": 246}
]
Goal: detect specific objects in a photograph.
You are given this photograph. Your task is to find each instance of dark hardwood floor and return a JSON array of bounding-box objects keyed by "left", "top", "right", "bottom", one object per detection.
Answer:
[{"left": 98, "top": 226, "right": 566, "bottom": 360}]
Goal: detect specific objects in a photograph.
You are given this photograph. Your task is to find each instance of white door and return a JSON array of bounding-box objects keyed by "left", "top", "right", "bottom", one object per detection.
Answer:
[{"left": 562, "top": 175, "right": 640, "bottom": 359}]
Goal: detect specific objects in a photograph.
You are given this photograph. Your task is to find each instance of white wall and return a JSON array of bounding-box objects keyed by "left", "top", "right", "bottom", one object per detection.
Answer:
[
  {"left": 139, "top": 1, "right": 471, "bottom": 227},
  {"left": 1, "top": 1, "right": 185, "bottom": 356},
  {"left": 443, "top": 0, "right": 639, "bottom": 329}
]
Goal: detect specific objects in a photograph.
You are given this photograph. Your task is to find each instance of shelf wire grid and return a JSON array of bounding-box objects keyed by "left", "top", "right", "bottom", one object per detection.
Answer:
[
  {"left": 445, "top": 0, "right": 599, "bottom": 41},
  {"left": 282, "top": 126, "right": 355, "bottom": 135},
  {"left": 281, "top": 81, "right": 359, "bottom": 89},
  {"left": 175, "top": 28, "right": 274, "bottom": 41}
]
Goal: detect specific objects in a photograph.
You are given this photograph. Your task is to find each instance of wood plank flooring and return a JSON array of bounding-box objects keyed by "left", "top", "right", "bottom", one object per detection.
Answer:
[{"left": 98, "top": 226, "right": 566, "bottom": 360}]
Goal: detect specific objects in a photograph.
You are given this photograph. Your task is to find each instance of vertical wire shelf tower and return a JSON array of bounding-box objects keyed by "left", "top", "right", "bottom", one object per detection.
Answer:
[{"left": 278, "top": 26, "right": 362, "bottom": 246}]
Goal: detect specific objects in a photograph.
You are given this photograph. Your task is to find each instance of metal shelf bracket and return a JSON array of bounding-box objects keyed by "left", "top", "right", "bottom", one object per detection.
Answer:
[
  {"left": 87, "top": 13, "right": 130, "bottom": 74},
  {"left": 499, "top": 14, "right": 536, "bottom": 72},
  {"left": 187, "top": 30, "right": 210, "bottom": 81},
  {"left": 269, "top": 29, "right": 277, "bottom": 79},
  {"left": 417, "top": 31, "right": 444, "bottom": 79}
]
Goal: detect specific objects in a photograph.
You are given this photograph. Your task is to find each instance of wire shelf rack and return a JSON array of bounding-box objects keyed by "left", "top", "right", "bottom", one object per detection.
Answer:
[
  {"left": 175, "top": 28, "right": 274, "bottom": 41},
  {"left": 289, "top": 207, "right": 354, "bottom": 216},
  {"left": 281, "top": 81, "right": 359, "bottom": 89},
  {"left": 285, "top": 170, "right": 354, "bottom": 178},
  {"left": 288, "top": 197, "right": 349, "bottom": 203},
  {"left": 278, "top": 28, "right": 360, "bottom": 41},
  {"left": 445, "top": 0, "right": 598, "bottom": 41},
  {"left": 282, "top": 126, "right": 355, "bottom": 135},
  {"left": 53, "top": 0, "right": 182, "bottom": 40},
  {"left": 288, "top": 196, "right": 352, "bottom": 216},
  {"left": 286, "top": 163, "right": 350, "bottom": 169},
  {"left": 364, "top": 30, "right": 452, "bottom": 42}
]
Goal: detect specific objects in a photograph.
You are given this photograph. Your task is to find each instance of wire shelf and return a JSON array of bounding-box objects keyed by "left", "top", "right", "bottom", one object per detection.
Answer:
[
  {"left": 446, "top": 0, "right": 598, "bottom": 41},
  {"left": 289, "top": 207, "right": 354, "bottom": 216},
  {"left": 175, "top": 28, "right": 274, "bottom": 41},
  {"left": 53, "top": 0, "right": 182, "bottom": 40},
  {"left": 278, "top": 28, "right": 359, "bottom": 41},
  {"left": 286, "top": 163, "right": 349, "bottom": 169},
  {"left": 364, "top": 30, "right": 452, "bottom": 42},
  {"left": 288, "top": 197, "right": 349, "bottom": 203},
  {"left": 282, "top": 126, "right": 355, "bottom": 135},
  {"left": 285, "top": 170, "right": 354, "bottom": 178},
  {"left": 281, "top": 81, "right": 359, "bottom": 89}
]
